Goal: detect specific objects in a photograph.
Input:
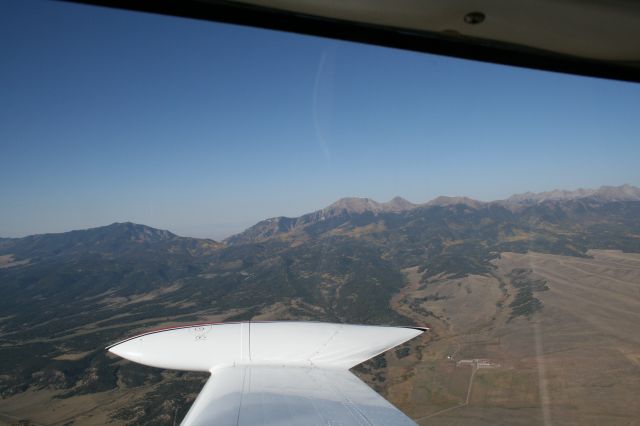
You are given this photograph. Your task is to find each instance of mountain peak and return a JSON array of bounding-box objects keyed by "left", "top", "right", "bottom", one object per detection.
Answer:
[
  {"left": 101, "top": 222, "right": 177, "bottom": 243},
  {"left": 326, "top": 197, "right": 382, "bottom": 214},
  {"left": 385, "top": 196, "right": 418, "bottom": 211},
  {"left": 594, "top": 184, "right": 640, "bottom": 201},
  {"left": 325, "top": 196, "right": 417, "bottom": 215},
  {"left": 225, "top": 196, "right": 418, "bottom": 245},
  {"left": 426, "top": 196, "right": 484, "bottom": 208},
  {"left": 0, "top": 222, "right": 181, "bottom": 261},
  {"left": 504, "top": 184, "right": 640, "bottom": 205}
]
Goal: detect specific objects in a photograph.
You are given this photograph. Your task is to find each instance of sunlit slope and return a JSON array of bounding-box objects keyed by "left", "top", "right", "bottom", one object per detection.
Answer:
[{"left": 0, "top": 193, "right": 639, "bottom": 424}]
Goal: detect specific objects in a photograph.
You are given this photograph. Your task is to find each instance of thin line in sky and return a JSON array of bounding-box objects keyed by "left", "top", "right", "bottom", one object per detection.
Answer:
[{"left": 312, "top": 49, "right": 333, "bottom": 165}]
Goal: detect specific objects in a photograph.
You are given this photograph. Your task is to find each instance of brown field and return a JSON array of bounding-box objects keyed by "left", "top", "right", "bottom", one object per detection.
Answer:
[
  {"left": 384, "top": 250, "right": 640, "bottom": 426},
  {"left": 0, "top": 255, "right": 29, "bottom": 269}
]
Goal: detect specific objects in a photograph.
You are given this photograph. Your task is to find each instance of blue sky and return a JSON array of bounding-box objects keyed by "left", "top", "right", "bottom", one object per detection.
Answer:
[{"left": 1, "top": 0, "right": 639, "bottom": 239}]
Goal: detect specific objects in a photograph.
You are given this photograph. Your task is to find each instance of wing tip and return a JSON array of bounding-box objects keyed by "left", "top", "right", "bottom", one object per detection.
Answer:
[{"left": 402, "top": 325, "right": 430, "bottom": 332}]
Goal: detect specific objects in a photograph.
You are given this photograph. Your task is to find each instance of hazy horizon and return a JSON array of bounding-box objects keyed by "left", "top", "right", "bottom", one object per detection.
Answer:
[
  {"left": 2, "top": 1, "right": 639, "bottom": 239},
  {"left": 2, "top": 182, "right": 638, "bottom": 240}
]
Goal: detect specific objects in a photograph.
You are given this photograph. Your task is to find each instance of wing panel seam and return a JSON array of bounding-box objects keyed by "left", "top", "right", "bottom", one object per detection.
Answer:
[{"left": 308, "top": 324, "right": 343, "bottom": 365}]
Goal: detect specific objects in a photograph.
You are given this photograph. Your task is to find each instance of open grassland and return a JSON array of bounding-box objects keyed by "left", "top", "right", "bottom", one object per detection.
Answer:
[{"left": 383, "top": 250, "right": 640, "bottom": 426}]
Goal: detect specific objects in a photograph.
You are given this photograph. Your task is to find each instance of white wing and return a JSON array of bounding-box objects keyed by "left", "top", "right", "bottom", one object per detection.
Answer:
[
  {"left": 107, "top": 321, "right": 427, "bottom": 425},
  {"left": 182, "top": 365, "right": 416, "bottom": 426}
]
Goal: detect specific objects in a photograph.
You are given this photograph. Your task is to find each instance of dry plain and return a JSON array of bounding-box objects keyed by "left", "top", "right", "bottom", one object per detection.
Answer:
[{"left": 383, "top": 250, "right": 640, "bottom": 426}]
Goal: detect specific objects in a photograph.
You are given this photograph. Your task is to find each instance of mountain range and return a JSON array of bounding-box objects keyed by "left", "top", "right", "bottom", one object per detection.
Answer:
[
  {"left": 1, "top": 184, "right": 639, "bottom": 424},
  {"left": 226, "top": 184, "right": 640, "bottom": 244}
]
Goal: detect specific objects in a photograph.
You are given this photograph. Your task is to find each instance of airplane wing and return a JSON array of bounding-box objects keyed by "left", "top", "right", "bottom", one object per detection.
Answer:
[
  {"left": 107, "top": 321, "right": 427, "bottom": 425},
  {"left": 182, "top": 365, "right": 416, "bottom": 425}
]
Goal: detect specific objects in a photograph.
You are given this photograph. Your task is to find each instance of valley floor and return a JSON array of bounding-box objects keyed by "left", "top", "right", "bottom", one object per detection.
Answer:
[
  {"left": 382, "top": 250, "right": 640, "bottom": 426},
  {"left": 1, "top": 250, "right": 639, "bottom": 425}
]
